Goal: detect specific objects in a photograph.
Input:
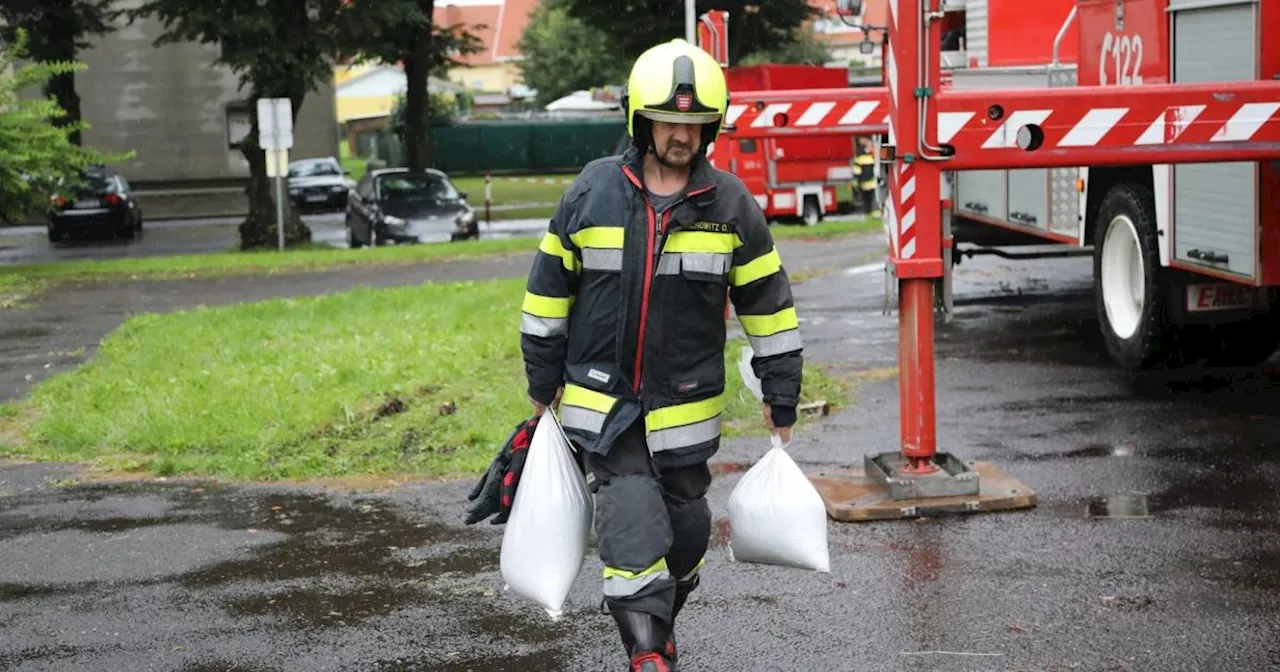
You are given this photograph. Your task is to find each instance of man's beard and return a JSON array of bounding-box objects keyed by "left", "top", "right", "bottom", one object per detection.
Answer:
[{"left": 655, "top": 139, "right": 695, "bottom": 169}]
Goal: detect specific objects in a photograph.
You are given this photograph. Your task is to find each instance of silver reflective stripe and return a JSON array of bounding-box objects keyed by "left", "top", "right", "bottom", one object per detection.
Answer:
[
  {"left": 520, "top": 313, "right": 568, "bottom": 338},
  {"left": 582, "top": 248, "right": 623, "bottom": 271},
  {"left": 747, "top": 328, "right": 803, "bottom": 357},
  {"left": 560, "top": 405, "right": 607, "bottom": 434},
  {"left": 681, "top": 252, "right": 731, "bottom": 275},
  {"left": 603, "top": 569, "right": 671, "bottom": 598},
  {"left": 647, "top": 416, "right": 722, "bottom": 453},
  {"left": 657, "top": 255, "right": 681, "bottom": 276}
]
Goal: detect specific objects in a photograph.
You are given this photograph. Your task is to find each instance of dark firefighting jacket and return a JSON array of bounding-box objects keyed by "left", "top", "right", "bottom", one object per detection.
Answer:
[{"left": 519, "top": 147, "right": 803, "bottom": 468}]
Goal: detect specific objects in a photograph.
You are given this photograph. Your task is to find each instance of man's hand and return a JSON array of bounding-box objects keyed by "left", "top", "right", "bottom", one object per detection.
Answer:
[
  {"left": 531, "top": 387, "right": 564, "bottom": 416},
  {"left": 762, "top": 404, "right": 793, "bottom": 446}
]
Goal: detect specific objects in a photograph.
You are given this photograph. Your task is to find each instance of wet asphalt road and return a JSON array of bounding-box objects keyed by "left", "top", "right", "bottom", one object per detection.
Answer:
[
  {"left": 3, "top": 233, "right": 1280, "bottom": 671},
  {"left": 0, "top": 213, "right": 548, "bottom": 266}
]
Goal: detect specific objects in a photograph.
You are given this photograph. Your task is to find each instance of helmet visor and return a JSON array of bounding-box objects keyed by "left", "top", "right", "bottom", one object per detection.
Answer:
[{"left": 636, "top": 109, "right": 722, "bottom": 125}]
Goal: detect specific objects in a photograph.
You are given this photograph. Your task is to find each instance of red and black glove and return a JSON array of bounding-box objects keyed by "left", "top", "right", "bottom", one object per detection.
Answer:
[{"left": 464, "top": 415, "right": 540, "bottom": 525}]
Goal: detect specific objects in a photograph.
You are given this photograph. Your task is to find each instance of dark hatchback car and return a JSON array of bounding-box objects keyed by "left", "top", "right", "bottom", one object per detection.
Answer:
[
  {"left": 47, "top": 167, "right": 143, "bottom": 242},
  {"left": 287, "top": 157, "right": 355, "bottom": 211},
  {"left": 345, "top": 168, "right": 479, "bottom": 247}
]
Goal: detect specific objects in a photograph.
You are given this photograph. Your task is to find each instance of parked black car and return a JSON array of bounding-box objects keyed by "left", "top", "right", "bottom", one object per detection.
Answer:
[
  {"left": 47, "top": 167, "right": 143, "bottom": 243},
  {"left": 345, "top": 168, "right": 479, "bottom": 247},
  {"left": 287, "top": 157, "right": 355, "bottom": 211}
]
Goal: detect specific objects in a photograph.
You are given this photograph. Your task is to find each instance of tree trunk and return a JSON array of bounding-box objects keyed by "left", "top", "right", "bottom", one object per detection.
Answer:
[
  {"left": 39, "top": 8, "right": 83, "bottom": 146},
  {"left": 236, "top": 94, "right": 312, "bottom": 250},
  {"left": 403, "top": 0, "right": 435, "bottom": 171}
]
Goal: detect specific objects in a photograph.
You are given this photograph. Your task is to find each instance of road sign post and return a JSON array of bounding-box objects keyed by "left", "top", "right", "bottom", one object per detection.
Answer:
[{"left": 257, "top": 98, "right": 294, "bottom": 251}]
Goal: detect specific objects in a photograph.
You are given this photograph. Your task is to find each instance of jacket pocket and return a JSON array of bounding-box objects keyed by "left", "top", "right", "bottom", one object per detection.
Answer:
[{"left": 678, "top": 251, "right": 731, "bottom": 284}]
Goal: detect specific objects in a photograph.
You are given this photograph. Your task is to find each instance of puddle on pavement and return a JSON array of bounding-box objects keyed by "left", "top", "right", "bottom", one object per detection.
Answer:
[
  {"left": 168, "top": 487, "right": 498, "bottom": 628},
  {"left": 1082, "top": 494, "right": 1164, "bottom": 519},
  {"left": 1011, "top": 443, "right": 1140, "bottom": 461},
  {"left": 373, "top": 649, "right": 568, "bottom": 672}
]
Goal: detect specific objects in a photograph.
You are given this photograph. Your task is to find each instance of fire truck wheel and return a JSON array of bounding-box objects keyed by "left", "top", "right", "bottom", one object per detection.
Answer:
[
  {"left": 1093, "top": 183, "right": 1175, "bottom": 370},
  {"left": 802, "top": 198, "right": 821, "bottom": 227}
]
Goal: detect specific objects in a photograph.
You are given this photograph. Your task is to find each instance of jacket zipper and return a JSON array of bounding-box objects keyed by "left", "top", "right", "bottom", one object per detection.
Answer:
[
  {"left": 624, "top": 165, "right": 715, "bottom": 395},
  {"left": 633, "top": 202, "right": 659, "bottom": 393}
]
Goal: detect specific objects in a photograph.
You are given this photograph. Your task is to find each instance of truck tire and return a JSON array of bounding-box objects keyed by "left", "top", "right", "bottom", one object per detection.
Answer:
[
  {"left": 802, "top": 197, "right": 821, "bottom": 227},
  {"left": 1093, "top": 183, "right": 1180, "bottom": 370}
]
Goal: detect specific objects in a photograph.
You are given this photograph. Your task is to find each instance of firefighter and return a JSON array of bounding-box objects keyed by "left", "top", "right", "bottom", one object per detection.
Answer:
[
  {"left": 853, "top": 137, "right": 878, "bottom": 217},
  {"left": 519, "top": 38, "right": 803, "bottom": 671}
]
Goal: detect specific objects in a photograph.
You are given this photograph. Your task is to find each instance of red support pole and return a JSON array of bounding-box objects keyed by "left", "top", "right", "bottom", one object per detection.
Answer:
[{"left": 885, "top": 0, "right": 944, "bottom": 475}]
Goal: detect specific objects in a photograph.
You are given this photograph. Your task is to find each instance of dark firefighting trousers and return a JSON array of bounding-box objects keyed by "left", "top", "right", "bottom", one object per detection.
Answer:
[{"left": 585, "top": 417, "right": 712, "bottom": 622}]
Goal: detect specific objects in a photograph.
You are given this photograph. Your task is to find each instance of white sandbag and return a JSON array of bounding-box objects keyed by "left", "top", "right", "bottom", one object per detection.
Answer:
[
  {"left": 726, "top": 436, "right": 830, "bottom": 573},
  {"left": 499, "top": 408, "right": 594, "bottom": 619}
]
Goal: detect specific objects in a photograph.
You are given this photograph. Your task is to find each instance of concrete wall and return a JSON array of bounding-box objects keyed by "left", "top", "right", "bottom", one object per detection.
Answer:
[{"left": 75, "top": 0, "right": 338, "bottom": 194}]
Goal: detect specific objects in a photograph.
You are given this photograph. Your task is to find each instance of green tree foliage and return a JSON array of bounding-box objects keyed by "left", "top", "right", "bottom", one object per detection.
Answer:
[
  {"left": 129, "top": 0, "right": 437, "bottom": 249},
  {"left": 516, "top": 0, "right": 629, "bottom": 107},
  {"left": 0, "top": 29, "right": 132, "bottom": 223},
  {"left": 560, "top": 0, "right": 817, "bottom": 66},
  {"left": 0, "top": 0, "right": 122, "bottom": 145},
  {"left": 389, "top": 90, "right": 458, "bottom": 136},
  {"left": 741, "top": 29, "right": 833, "bottom": 66},
  {"left": 343, "top": 0, "right": 484, "bottom": 171}
]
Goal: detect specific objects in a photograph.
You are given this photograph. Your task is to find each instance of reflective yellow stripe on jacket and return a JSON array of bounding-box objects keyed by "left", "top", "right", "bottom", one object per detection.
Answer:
[
  {"left": 645, "top": 393, "right": 725, "bottom": 453},
  {"left": 571, "top": 225, "right": 625, "bottom": 272},
  {"left": 559, "top": 383, "right": 617, "bottom": 435}
]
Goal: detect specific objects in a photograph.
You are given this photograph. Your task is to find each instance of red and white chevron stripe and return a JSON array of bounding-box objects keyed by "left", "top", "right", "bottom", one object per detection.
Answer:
[
  {"left": 724, "top": 99, "right": 889, "bottom": 134},
  {"left": 936, "top": 83, "right": 1280, "bottom": 169}
]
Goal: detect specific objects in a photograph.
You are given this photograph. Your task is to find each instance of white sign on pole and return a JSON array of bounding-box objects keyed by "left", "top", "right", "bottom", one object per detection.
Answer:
[
  {"left": 257, "top": 97, "right": 294, "bottom": 150},
  {"left": 265, "top": 149, "right": 290, "bottom": 178}
]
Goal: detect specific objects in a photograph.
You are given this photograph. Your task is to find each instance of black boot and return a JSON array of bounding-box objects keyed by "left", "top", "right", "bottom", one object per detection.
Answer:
[
  {"left": 664, "top": 575, "right": 699, "bottom": 668},
  {"left": 610, "top": 605, "right": 674, "bottom": 672}
]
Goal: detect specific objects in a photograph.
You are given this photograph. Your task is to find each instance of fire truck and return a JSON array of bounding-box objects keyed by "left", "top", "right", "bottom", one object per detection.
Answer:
[
  {"left": 699, "top": 0, "right": 1279, "bottom": 507},
  {"left": 687, "top": 11, "right": 875, "bottom": 225},
  {"left": 943, "top": 0, "right": 1280, "bottom": 370},
  {"left": 705, "top": 0, "right": 1280, "bottom": 372}
]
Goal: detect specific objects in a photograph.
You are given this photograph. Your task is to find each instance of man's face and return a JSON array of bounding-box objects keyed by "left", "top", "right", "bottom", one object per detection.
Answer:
[{"left": 651, "top": 120, "right": 701, "bottom": 169}]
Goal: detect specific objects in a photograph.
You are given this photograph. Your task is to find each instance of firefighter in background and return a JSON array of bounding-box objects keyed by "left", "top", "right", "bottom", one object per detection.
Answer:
[
  {"left": 516, "top": 39, "right": 804, "bottom": 671},
  {"left": 853, "top": 137, "right": 878, "bottom": 217}
]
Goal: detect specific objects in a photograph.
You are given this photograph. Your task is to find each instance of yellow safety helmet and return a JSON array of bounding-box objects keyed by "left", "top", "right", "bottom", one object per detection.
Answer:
[{"left": 623, "top": 39, "right": 729, "bottom": 153}]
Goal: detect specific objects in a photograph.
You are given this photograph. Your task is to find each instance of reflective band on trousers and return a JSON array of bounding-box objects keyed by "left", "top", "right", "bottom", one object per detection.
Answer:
[
  {"left": 747, "top": 328, "right": 803, "bottom": 357},
  {"left": 520, "top": 313, "right": 568, "bottom": 338},
  {"left": 602, "top": 558, "right": 671, "bottom": 598},
  {"left": 680, "top": 557, "right": 707, "bottom": 582},
  {"left": 647, "top": 415, "right": 722, "bottom": 453}
]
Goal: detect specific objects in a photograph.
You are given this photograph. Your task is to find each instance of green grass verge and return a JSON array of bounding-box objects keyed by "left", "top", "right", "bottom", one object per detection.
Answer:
[
  {"left": 770, "top": 217, "right": 882, "bottom": 240},
  {"left": 452, "top": 175, "right": 571, "bottom": 208},
  {"left": 0, "top": 278, "right": 846, "bottom": 481},
  {"left": 0, "top": 237, "right": 540, "bottom": 306}
]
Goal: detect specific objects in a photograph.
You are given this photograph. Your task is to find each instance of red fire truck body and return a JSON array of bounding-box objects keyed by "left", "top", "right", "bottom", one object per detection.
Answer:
[
  {"left": 944, "top": 0, "right": 1280, "bottom": 368},
  {"left": 708, "top": 64, "right": 863, "bottom": 224}
]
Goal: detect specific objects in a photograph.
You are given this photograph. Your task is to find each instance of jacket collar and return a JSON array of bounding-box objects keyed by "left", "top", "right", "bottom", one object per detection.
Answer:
[{"left": 620, "top": 146, "right": 718, "bottom": 204}]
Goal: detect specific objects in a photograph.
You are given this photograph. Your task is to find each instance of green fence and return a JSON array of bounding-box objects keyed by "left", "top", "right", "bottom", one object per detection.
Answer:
[
  {"left": 433, "top": 118, "right": 626, "bottom": 174},
  {"left": 351, "top": 118, "right": 628, "bottom": 176}
]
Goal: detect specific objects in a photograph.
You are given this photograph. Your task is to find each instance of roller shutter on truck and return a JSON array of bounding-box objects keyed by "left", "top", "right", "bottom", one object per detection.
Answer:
[{"left": 1169, "top": 0, "right": 1260, "bottom": 280}]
